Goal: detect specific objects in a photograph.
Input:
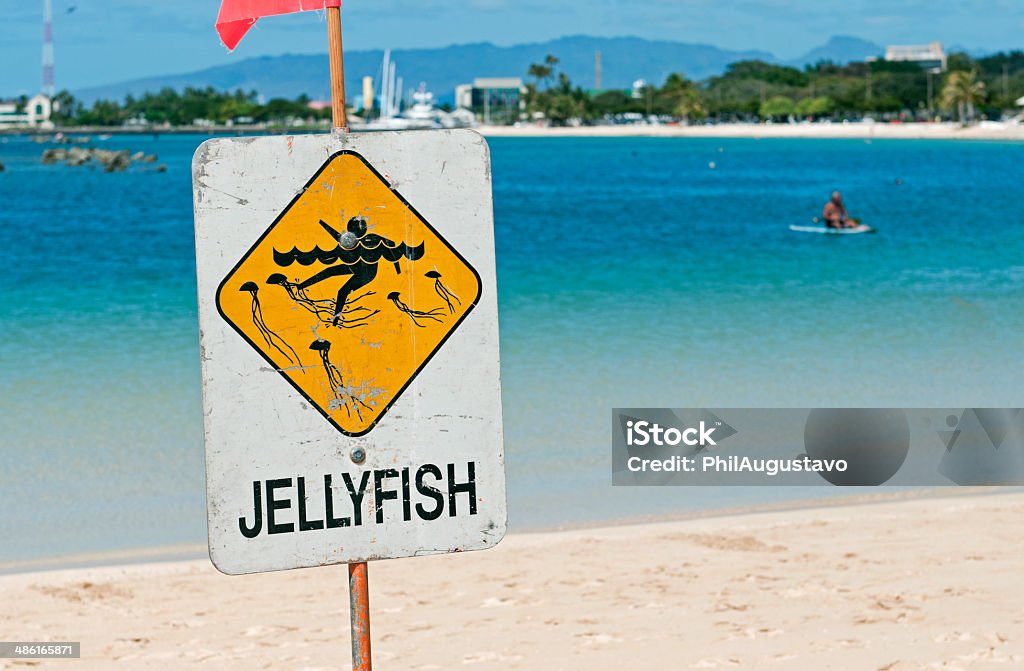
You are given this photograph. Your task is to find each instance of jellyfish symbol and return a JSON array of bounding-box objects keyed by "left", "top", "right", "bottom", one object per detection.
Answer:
[
  {"left": 266, "top": 273, "right": 379, "bottom": 328},
  {"left": 240, "top": 282, "right": 302, "bottom": 368},
  {"left": 309, "top": 339, "right": 370, "bottom": 420},
  {"left": 386, "top": 291, "right": 446, "bottom": 328},
  {"left": 425, "top": 270, "right": 461, "bottom": 314}
]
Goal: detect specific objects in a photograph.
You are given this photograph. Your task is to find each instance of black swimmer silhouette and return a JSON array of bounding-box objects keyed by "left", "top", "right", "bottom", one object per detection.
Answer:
[{"left": 273, "top": 216, "right": 425, "bottom": 325}]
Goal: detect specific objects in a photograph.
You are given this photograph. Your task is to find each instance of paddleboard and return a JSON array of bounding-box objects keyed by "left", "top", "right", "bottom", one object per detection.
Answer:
[{"left": 789, "top": 224, "right": 876, "bottom": 235}]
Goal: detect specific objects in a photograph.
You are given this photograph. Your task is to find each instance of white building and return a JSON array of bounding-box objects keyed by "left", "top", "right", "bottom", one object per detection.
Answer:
[
  {"left": 455, "top": 78, "right": 526, "bottom": 124},
  {"left": 455, "top": 79, "right": 525, "bottom": 109},
  {"left": 884, "top": 42, "right": 947, "bottom": 72},
  {"left": 631, "top": 79, "right": 648, "bottom": 100},
  {"left": 0, "top": 94, "right": 54, "bottom": 128}
]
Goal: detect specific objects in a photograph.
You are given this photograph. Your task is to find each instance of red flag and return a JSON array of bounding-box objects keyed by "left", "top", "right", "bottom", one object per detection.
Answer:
[{"left": 216, "top": 0, "right": 341, "bottom": 51}]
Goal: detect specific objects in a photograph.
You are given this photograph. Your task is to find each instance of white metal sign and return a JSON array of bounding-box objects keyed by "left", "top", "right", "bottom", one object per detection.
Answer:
[{"left": 193, "top": 130, "right": 506, "bottom": 575}]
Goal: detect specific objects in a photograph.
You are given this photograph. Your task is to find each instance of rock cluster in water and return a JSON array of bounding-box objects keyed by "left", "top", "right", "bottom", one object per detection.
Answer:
[{"left": 41, "top": 147, "right": 166, "bottom": 173}]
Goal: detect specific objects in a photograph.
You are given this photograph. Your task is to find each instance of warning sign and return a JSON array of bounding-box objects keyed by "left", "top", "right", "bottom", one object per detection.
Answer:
[
  {"left": 193, "top": 131, "right": 505, "bottom": 575},
  {"left": 216, "top": 151, "right": 482, "bottom": 436}
]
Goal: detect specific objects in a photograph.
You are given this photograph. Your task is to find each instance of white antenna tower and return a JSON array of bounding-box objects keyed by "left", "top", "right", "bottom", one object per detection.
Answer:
[{"left": 42, "top": 0, "right": 56, "bottom": 96}]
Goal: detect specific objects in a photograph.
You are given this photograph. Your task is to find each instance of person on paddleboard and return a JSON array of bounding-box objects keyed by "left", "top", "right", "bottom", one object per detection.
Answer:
[{"left": 823, "top": 191, "right": 858, "bottom": 229}]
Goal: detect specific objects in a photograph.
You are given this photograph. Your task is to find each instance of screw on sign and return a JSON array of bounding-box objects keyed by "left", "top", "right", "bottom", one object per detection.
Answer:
[{"left": 195, "top": 5, "right": 506, "bottom": 670}]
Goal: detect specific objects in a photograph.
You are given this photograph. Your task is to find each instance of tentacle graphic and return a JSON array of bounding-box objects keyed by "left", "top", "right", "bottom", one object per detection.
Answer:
[
  {"left": 240, "top": 282, "right": 303, "bottom": 368},
  {"left": 386, "top": 291, "right": 446, "bottom": 328},
  {"left": 309, "top": 339, "right": 371, "bottom": 420},
  {"left": 425, "top": 270, "right": 461, "bottom": 314}
]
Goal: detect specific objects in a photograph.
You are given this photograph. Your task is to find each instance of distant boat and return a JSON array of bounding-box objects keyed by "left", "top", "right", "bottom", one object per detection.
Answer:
[
  {"left": 353, "top": 52, "right": 469, "bottom": 131},
  {"left": 361, "top": 84, "right": 442, "bottom": 131},
  {"left": 402, "top": 84, "right": 442, "bottom": 127}
]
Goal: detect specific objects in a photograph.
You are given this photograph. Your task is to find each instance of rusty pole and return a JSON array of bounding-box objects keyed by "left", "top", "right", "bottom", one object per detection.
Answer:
[
  {"left": 348, "top": 561, "right": 372, "bottom": 670},
  {"left": 326, "top": 5, "right": 348, "bottom": 130}
]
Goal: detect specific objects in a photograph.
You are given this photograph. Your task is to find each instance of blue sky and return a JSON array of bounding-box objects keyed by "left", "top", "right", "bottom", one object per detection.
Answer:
[{"left": 1, "top": 0, "right": 1023, "bottom": 94}]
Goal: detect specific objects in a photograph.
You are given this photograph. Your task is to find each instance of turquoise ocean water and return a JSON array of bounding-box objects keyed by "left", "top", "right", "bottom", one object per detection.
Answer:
[{"left": 1, "top": 134, "right": 1022, "bottom": 564}]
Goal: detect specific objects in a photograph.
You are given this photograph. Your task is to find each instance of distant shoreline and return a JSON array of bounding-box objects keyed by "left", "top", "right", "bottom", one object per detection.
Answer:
[
  {"left": 0, "top": 125, "right": 300, "bottom": 137},
  {"left": 478, "top": 121, "right": 1024, "bottom": 141},
  {"left": 2, "top": 121, "right": 1023, "bottom": 141}
]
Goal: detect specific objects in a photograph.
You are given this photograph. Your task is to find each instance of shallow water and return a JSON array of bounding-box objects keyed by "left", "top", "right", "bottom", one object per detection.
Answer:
[{"left": 1, "top": 134, "right": 1021, "bottom": 563}]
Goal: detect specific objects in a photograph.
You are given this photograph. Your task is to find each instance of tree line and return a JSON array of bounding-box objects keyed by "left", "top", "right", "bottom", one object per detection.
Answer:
[
  {"left": 524, "top": 50, "right": 1024, "bottom": 124},
  {"left": 46, "top": 87, "right": 331, "bottom": 127}
]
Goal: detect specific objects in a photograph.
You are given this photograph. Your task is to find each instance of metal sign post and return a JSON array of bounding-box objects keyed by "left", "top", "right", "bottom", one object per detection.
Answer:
[
  {"left": 326, "top": 6, "right": 348, "bottom": 131},
  {"left": 349, "top": 562, "right": 371, "bottom": 671}
]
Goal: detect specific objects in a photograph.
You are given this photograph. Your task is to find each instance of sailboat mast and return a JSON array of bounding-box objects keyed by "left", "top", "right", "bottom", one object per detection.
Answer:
[
  {"left": 388, "top": 62, "right": 397, "bottom": 118},
  {"left": 380, "top": 49, "right": 391, "bottom": 120}
]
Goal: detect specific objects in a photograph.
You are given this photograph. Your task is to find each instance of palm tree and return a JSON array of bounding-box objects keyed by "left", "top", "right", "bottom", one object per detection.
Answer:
[
  {"left": 528, "top": 55, "right": 560, "bottom": 91},
  {"left": 527, "top": 63, "right": 552, "bottom": 88},
  {"left": 662, "top": 73, "right": 705, "bottom": 121},
  {"left": 940, "top": 70, "right": 986, "bottom": 124}
]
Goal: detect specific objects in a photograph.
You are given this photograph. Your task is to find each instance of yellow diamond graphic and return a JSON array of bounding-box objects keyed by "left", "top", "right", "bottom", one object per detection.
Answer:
[{"left": 216, "top": 151, "right": 482, "bottom": 436}]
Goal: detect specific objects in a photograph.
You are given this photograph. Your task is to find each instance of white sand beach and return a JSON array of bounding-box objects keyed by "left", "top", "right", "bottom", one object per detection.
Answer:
[
  {"left": 3, "top": 491, "right": 1023, "bottom": 670},
  {"left": 479, "top": 121, "right": 1024, "bottom": 141}
]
